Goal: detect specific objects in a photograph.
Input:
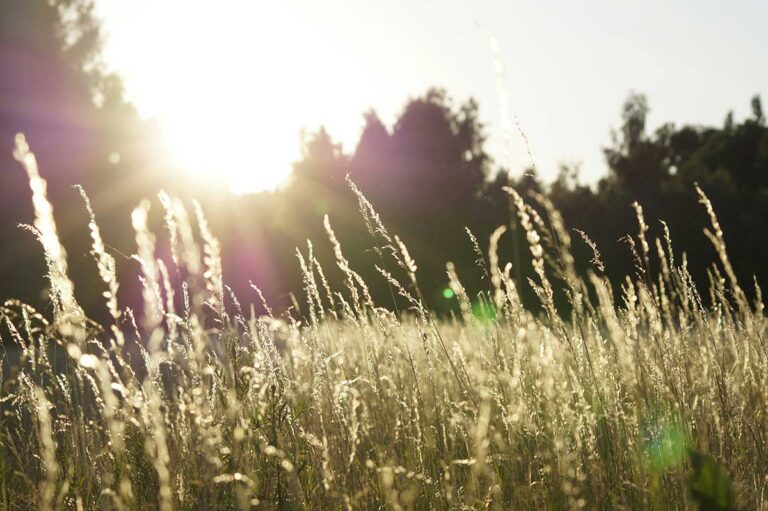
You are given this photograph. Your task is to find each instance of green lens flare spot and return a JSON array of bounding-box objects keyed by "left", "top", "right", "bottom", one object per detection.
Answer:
[
  {"left": 472, "top": 301, "right": 497, "bottom": 324},
  {"left": 645, "top": 420, "right": 689, "bottom": 472},
  {"left": 442, "top": 287, "right": 455, "bottom": 299}
]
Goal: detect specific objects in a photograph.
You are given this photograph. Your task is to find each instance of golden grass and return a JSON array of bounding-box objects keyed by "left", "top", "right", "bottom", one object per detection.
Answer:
[{"left": 0, "top": 137, "right": 765, "bottom": 510}]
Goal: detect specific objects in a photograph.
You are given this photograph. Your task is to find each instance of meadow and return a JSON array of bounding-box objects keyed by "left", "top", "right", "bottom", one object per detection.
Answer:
[{"left": 0, "top": 135, "right": 765, "bottom": 510}]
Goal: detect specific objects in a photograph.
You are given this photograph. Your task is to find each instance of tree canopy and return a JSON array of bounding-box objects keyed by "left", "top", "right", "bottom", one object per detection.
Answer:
[{"left": 1, "top": 2, "right": 765, "bottom": 319}]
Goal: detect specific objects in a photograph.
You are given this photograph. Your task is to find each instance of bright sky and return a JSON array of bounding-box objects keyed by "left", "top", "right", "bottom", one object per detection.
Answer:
[{"left": 95, "top": 0, "right": 768, "bottom": 194}]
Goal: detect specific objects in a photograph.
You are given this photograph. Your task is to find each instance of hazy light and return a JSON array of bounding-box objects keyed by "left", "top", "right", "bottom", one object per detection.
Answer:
[
  {"left": 160, "top": 110, "right": 296, "bottom": 194},
  {"left": 442, "top": 287, "right": 455, "bottom": 300},
  {"left": 97, "top": 0, "right": 768, "bottom": 192},
  {"left": 98, "top": 1, "right": 387, "bottom": 194}
]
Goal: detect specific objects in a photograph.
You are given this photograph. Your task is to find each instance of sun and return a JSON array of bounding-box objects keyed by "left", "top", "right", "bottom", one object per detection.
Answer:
[
  {"left": 161, "top": 103, "right": 298, "bottom": 195},
  {"left": 155, "top": 60, "right": 303, "bottom": 195},
  {"left": 100, "top": 1, "right": 377, "bottom": 195}
]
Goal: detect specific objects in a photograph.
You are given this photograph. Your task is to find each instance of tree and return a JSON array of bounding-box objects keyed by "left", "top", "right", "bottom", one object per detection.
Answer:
[
  {"left": 751, "top": 95, "right": 764, "bottom": 125},
  {"left": 0, "top": 0, "right": 161, "bottom": 316},
  {"left": 562, "top": 93, "right": 768, "bottom": 303},
  {"left": 270, "top": 89, "right": 495, "bottom": 311}
]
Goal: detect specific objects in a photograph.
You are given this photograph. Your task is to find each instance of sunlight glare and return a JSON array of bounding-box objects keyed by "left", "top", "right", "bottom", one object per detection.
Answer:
[
  {"left": 103, "top": 0, "right": 378, "bottom": 194},
  {"left": 161, "top": 102, "right": 298, "bottom": 194}
]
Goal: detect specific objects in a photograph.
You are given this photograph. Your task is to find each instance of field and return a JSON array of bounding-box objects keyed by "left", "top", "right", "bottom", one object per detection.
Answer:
[{"left": 1, "top": 137, "right": 766, "bottom": 510}]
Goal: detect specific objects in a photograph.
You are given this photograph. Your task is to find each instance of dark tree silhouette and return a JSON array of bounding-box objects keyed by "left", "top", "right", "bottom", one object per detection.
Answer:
[
  {"left": 549, "top": 94, "right": 768, "bottom": 306},
  {"left": 0, "top": 3, "right": 765, "bottom": 321},
  {"left": 0, "top": 0, "right": 163, "bottom": 316}
]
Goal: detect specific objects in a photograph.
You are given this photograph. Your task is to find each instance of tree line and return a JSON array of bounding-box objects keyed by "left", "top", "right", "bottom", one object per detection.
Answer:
[{"left": 1, "top": 0, "right": 766, "bottom": 323}]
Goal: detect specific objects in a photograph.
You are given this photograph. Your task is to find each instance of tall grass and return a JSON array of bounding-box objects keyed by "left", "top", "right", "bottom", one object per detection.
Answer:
[{"left": 0, "top": 136, "right": 765, "bottom": 510}]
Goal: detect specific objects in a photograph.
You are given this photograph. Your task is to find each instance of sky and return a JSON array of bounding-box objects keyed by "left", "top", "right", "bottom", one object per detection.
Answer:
[{"left": 95, "top": 0, "right": 768, "bottom": 193}]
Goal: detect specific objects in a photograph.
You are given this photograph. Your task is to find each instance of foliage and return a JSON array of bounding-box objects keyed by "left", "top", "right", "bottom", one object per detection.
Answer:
[
  {"left": 548, "top": 93, "right": 768, "bottom": 312},
  {"left": 687, "top": 449, "right": 735, "bottom": 511},
  {"left": 1, "top": 11, "right": 766, "bottom": 507},
  {"left": 0, "top": 0, "right": 171, "bottom": 310}
]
